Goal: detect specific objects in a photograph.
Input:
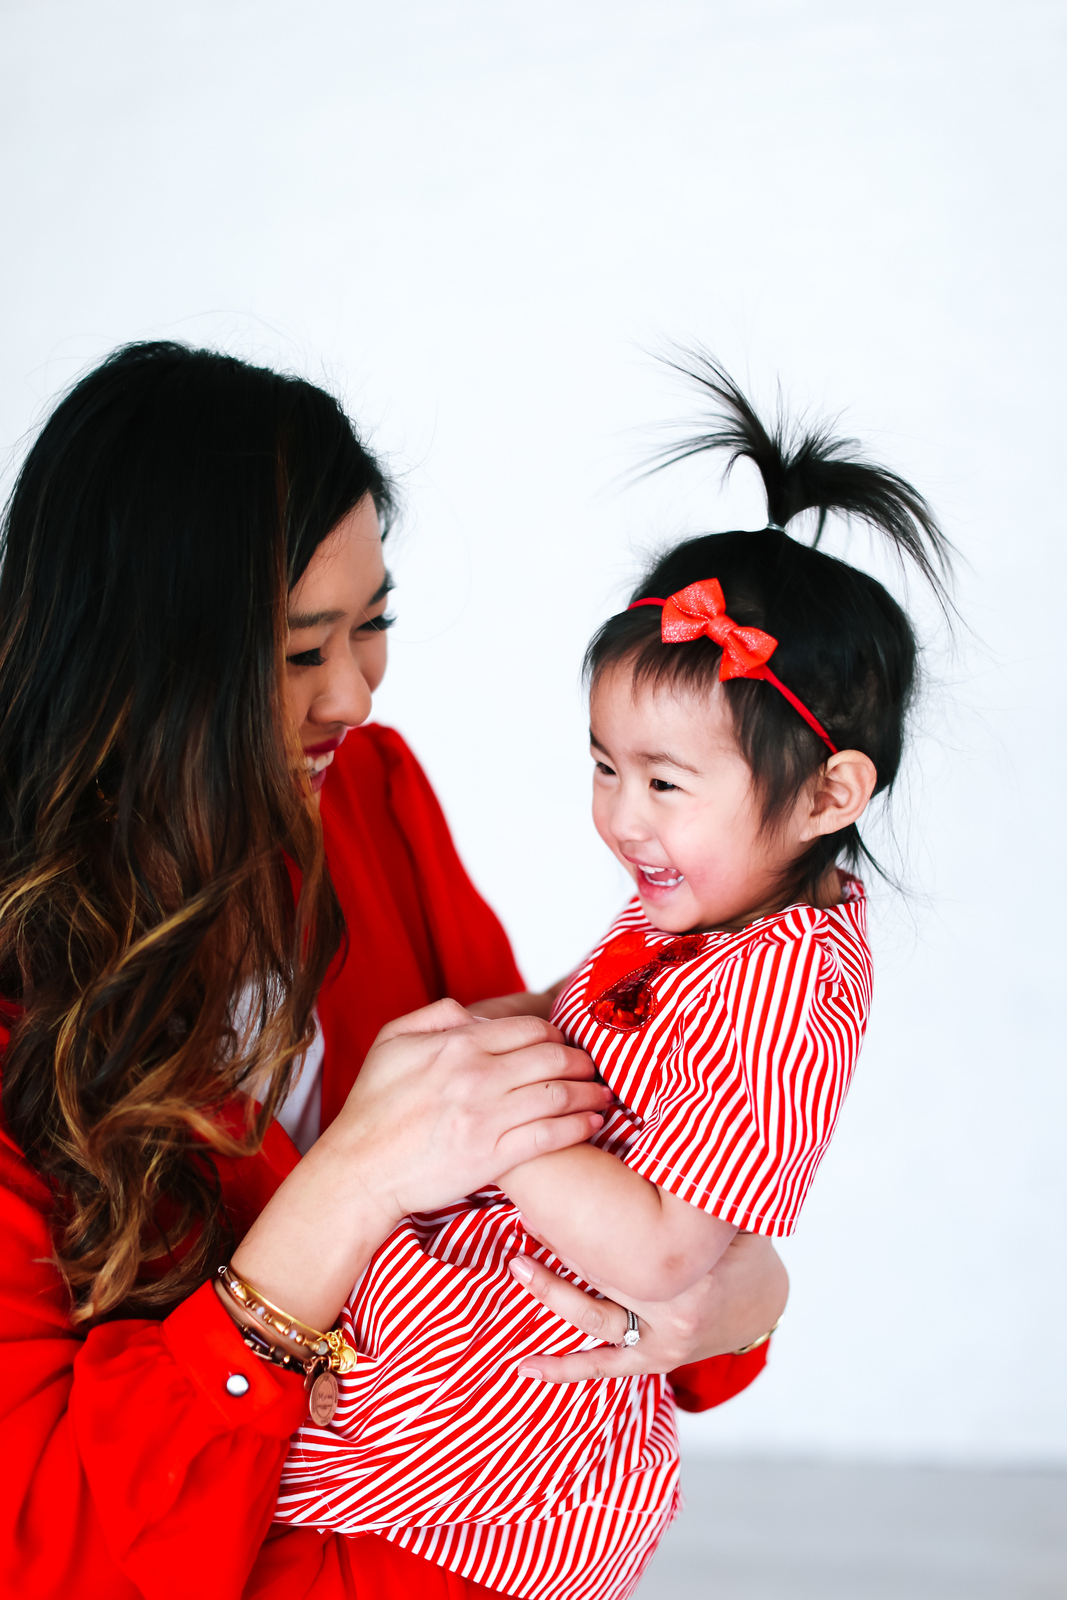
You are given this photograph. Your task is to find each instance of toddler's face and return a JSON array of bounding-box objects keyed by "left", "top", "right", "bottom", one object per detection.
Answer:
[{"left": 589, "top": 665, "right": 808, "bottom": 932}]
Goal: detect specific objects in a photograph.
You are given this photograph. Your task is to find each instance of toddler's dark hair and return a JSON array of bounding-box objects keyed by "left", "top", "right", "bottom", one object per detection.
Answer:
[{"left": 585, "top": 353, "right": 953, "bottom": 904}]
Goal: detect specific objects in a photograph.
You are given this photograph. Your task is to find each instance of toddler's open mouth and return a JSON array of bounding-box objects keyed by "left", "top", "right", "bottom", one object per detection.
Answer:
[{"left": 636, "top": 863, "right": 685, "bottom": 891}]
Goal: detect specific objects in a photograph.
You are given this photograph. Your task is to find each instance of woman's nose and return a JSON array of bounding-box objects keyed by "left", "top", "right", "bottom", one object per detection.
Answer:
[{"left": 309, "top": 656, "right": 373, "bottom": 731}]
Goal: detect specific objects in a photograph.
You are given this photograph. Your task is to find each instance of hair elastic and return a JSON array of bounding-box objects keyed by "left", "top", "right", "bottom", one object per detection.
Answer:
[{"left": 627, "top": 578, "right": 839, "bottom": 754}]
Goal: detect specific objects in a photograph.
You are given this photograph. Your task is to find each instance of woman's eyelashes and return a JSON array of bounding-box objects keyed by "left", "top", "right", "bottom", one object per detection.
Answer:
[
  {"left": 287, "top": 613, "right": 396, "bottom": 666},
  {"left": 357, "top": 611, "right": 395, "bottom": 634}
]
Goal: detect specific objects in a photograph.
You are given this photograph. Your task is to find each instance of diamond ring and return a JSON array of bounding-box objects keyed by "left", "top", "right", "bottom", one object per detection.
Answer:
[{"left": 619, "top": 1309, "right": 641, "bottom": 1348}]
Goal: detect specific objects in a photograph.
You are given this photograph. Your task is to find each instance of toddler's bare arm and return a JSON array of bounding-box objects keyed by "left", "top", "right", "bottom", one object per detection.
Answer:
[
  {"left": 499, "top": 1144, "right": 737, "bottom": 1303},
  {"left": 467, "top": 978, "right": 570, "bottom": 1021}
]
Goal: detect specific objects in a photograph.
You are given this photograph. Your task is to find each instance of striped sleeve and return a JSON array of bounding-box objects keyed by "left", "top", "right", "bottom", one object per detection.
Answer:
[{"left": 622, "top": 921, "right": 861, "bottom": 1236}]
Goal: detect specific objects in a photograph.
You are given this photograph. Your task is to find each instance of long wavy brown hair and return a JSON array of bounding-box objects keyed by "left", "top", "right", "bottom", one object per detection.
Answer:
[{"left": 0, "top": 343, "right": 392, "bottom": 1322}]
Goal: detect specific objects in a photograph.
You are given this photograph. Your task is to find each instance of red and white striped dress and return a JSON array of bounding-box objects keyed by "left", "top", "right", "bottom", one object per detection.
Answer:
[{"left": 275, "top": 884, "right": 872, "bottom": 1599}]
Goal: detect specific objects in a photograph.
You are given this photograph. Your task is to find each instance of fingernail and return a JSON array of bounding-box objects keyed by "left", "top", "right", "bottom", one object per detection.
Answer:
[
  {"left": 517, "top": 1366, "right": 543, "bottom": 1381},
  {"left": 509, "top": 1255, "right": 534, "bottom": 1284}
]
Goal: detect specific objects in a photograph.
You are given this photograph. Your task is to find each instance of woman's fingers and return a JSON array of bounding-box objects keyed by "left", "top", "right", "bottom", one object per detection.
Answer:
[
  {"left": 507, "top": 1235, "right": 790, "bottom": 1385},
  {"left": 508, "top": 1255, "right": 627, "bottom": 1342},
  {"left": 490, "top": 1048, "right": 612, "bottom": 1167},
  {"left": 466, "top": 1013, "right": 570, "bottom": 1059},
  {"left": 506, "top": 1256, "right": 652, "bottom": 1384},
  {"left": 496, "top": 1038, "right": 600, "bottom": 1090},
  {"left": 493, "top": 1108, "right": 606, "bottom": 1171},
  {"left": 502, "top": 1066, "right": 611, "bottom": 1121},
  {"left": 518, "top": 1347, "right": 639, "bottom": 1383},
  {"left": 329, "top": 1011, "right": 608, "bottom": 1215},
  {"left": 376, "top": 1008, "right": 596, "bottom": 1090},
  {"left": 374, "top": 997, "right": 473, "bottom": 1042}
]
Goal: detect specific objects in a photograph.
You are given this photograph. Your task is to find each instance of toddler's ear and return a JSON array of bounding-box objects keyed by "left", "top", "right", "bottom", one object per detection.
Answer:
[{"left": 801, "top": 750, "right": 878, "bottom": 839}]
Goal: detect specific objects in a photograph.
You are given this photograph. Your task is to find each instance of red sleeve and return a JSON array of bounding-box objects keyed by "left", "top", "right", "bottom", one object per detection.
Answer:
[
  {"left": 0, "top": 1122, "right": 348, "bottom": 1600},
  {"left": 316, "top": 726, "right": 526, "bottom": 1131},
  {"left": 371, "top": 725, "right": 525, "bottom": 1003},
  {"left": 0, "top": 1085, "right": 508, "bottom": 1600},
  {"left": 668, "top": 1342, "right": 770, "bottom": 1413}
]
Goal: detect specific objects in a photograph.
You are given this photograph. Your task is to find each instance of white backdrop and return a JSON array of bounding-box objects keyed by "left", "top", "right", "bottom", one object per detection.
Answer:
[{"left": 2, "top": 0, "right": 1065, "bottom": 1465}]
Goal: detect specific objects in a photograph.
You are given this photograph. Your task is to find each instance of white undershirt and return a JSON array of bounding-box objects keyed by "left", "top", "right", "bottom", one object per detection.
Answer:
[
  {"left": 232, "top": 982, "right": 325, "bottom": 1156},
  {"left": 275, "top": 1015, "right": 324, "bottom": 1155}
]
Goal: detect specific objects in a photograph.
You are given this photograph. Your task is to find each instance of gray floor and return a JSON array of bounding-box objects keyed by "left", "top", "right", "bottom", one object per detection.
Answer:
[{"left": 636, "top": 1457, "right": 1067, "bottom": 1600}]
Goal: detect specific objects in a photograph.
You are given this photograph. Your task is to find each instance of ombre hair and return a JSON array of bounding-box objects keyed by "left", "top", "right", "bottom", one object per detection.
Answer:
[{"left": 0, "top": 342, "right": 392, "bottom": 1320}]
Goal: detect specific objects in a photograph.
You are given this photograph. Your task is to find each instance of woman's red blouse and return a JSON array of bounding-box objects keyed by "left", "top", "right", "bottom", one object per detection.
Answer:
[{"left": 0, "top": 724, "right": 768, "bottom": 1599}]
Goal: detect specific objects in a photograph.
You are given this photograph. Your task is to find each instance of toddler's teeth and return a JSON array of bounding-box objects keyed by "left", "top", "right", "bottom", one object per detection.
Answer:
[{"left": 638, "top": 864, "right": 685, "bottom": 888}]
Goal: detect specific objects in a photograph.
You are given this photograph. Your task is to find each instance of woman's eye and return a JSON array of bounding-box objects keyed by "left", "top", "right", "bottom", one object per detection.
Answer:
[
  {"left": 650, "top": 778, "right": 678, "bottom": 792},
  {"left": 357, "top": 612, "right": 396, "bottom": 635},
  {"left": 286, "top": 647, "right": 326, "bottom": 668}
]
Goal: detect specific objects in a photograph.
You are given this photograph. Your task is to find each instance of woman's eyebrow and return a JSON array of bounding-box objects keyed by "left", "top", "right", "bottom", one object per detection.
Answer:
[
  {"left": 287, "top": 607, "right": 345, "bottom": 629},
  {"left": 287, "top": 573, "right": 394, "bottom": 631}
]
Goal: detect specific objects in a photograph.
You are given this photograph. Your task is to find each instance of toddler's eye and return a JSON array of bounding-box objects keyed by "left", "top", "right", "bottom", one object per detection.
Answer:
[
  {"left": 286, "top": 647, "right": 325, "bottom": 668},
  {"left": 650, "top": 778, "right": 678, "bottom": 792},
  {"left": 594, "top": 761, "right": 617, "bottom": 777}
]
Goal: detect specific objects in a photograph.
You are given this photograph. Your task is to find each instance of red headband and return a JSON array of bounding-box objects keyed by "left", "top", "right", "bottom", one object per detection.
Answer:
[{"left": 628, "top": 578, "right": 839, "bottom": 754}]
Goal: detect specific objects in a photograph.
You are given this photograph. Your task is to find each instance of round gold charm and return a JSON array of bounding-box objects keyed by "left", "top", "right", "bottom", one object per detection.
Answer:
[
  {"left": 307, "top": 1369, "right": 339, "bottom": 1427},
  {"left": 324, "top": 1327, "right": 358, "bottom": 1374}
]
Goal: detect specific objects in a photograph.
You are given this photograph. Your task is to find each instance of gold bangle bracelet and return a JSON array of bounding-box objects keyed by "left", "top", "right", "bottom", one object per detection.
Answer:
[
  {"left": 733, "top": 1316, "right": 782, "bottom": 1356},
  {"left": 214, "top": 1280, "right": 318, "bottom": 1369},
  {"left": 217, "top": 1264, "right": 357, "bottom": 1375}
]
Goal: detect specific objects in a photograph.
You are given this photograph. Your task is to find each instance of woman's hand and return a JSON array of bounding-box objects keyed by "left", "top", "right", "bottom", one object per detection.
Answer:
[
  {"left": 323, "top": 1000, "right": 609, "bottom": 1219},
  {"left": 231, "top": 1000, "right": 610, "bottom": 1331},
  {"left": 506, "top": 1231, "right": 788, "bottom": 1382}
]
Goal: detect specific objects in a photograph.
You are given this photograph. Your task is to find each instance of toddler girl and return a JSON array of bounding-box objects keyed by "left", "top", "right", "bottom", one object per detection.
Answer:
[{"left": 273, "top": 359, "right": 950, "bottom": 1599}]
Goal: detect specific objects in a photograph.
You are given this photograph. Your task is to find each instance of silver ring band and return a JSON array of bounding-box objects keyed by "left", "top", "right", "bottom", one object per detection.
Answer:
[{"left": 619, "top": 1308, "right": 640, "bottom": 1347}]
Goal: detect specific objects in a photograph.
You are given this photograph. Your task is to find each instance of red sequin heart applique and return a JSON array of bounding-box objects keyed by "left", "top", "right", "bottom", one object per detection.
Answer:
[{"left": 586, "top": 933, "right": 706, "bottom": 1031}]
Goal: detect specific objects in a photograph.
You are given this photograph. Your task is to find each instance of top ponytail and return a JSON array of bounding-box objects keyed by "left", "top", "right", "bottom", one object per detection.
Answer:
[
  {"left": 587, "top": 352, "right": 954, "bottom": 904},
  {"left": 647, "top": 350, "right": 953, "bottom": 599}
]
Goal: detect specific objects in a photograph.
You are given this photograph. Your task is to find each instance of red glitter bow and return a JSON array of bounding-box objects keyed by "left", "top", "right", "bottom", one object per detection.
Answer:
[
  {"left": 628, "top": 577, "right": 838, "bottom": 753},
  {"left": 585, "top": 930, "right": 708, "bottom": 1032}
]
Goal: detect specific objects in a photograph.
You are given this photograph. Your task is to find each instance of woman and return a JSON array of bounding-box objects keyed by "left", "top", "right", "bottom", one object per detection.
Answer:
[{"left": 0, "top": 343, "right": 787, "bottom": 1599}]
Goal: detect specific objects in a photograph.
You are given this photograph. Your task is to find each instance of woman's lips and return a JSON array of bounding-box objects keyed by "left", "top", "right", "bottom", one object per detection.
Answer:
[
  {"left": 305, "top": 754, "right": 332, "bottom": 792},
  {"left": 301, "top": 735, "right": 345, "bottom": 793}
]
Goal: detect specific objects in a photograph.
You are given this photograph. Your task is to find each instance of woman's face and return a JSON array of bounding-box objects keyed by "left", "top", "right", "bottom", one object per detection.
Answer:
[{"left": 283, "top": 494, "right": 391, "bottom": 793}]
